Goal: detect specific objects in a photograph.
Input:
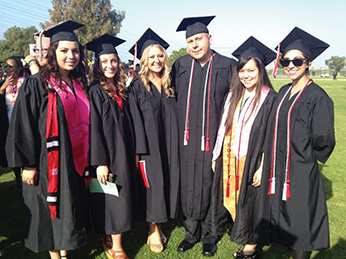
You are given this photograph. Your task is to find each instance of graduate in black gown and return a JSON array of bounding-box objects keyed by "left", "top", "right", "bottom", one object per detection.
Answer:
[
  {"left": 206, "top": 37, "right": 277, "bottom": 259},
  {"left": 257, "top": 27, "right": 335, "bottom": 259},
  {"left": 86, "top": 34, "right": 136, "bottom": 259},
  {"left": 5, "top": 21, "right": 90, "bottom": 259},
  {"left": 172, "top": 16, "right": 236, "bottom": 256},
  {"left": 128, "top": 28, "right": 180, "bottom": 254}
]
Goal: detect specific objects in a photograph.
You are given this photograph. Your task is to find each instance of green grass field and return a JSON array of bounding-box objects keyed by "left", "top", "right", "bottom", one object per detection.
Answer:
[{"left": 1, "top": 78, "right": 345, "bottom": 258}]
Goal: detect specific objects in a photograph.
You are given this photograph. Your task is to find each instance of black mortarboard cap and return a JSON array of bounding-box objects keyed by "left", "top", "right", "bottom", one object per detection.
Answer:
[
  {"left": 176, "top": 16, "right": 215, "bottom": 39},
  {"left": 232, "top": 36, "right": 276, "bottom": 66},
  {"left": 277, "top": 27, "right": 329, "bottom": 61},
  {"left": 43, "top": 20, "right": 84, "bottom": 45},
  {"left": 129, "top": 28, "right": 169, "bottom": 59},
  {"left": 85, "top": 34, "right": 125, "bottom": 57}
]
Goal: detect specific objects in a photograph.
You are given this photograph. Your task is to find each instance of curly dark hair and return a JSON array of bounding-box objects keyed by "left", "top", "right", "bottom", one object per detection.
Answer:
[{"left": 40, "top": 41, "right": 87, "bottom": 94}]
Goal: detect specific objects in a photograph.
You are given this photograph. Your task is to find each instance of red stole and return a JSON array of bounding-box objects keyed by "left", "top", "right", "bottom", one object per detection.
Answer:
[{"left": 46, "top": 76, "right": 89, "bottom": 218}]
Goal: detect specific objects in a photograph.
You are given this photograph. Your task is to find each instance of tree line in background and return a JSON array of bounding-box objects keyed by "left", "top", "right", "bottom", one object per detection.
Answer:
[
  {"left": 0, "top": 0, "right": 124, "bottom": 63},
  {"left": 0, "top": 0, "right": 345, "bottom": 71}
]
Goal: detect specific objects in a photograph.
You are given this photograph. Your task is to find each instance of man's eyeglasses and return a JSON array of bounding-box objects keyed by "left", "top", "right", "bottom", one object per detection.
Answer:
[
  {"left": 33, "top": 48, "right": 48, "bottom": 54},
  {"left": 280, "top": 58, "right": 308, "bottom": 68}
]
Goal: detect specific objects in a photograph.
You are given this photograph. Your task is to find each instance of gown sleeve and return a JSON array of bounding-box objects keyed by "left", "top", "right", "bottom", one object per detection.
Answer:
[
  {"left": 89, "top": 88, "right": 109, "bottom": 166},
  {"left": 127, "top": 81, "right": 148, "bottom": 154},
  {"left": 311, "top": 92, "right": 335, "bottom": 164},
  {"left": 5, "top": 76, "right": 42, "bottom": 168}
]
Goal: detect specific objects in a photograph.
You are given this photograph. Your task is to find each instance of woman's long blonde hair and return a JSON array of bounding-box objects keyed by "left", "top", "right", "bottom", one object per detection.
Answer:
[
  {"left": 90, "top": 54, "right": 127, "bottom": 99},
  {"left": 139, "top": 44, "right": 174, "bottom": 97}
]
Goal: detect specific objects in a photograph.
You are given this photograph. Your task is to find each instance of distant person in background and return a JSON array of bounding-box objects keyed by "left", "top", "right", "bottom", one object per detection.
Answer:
[
  {"left": 0, "top": 64, "right": 4, "bottom": 81},
  {"left": 257, "top": 27, "right": 335, "bottom": 259},
  {"left": 0, "top": 56, "right": 25, "bottom": 190},
  {"left": 126, "top": 66, "right": 138, "bottom": 87},
  {"left": 128, "top": 28, "right": 180, "bottom": 254},
  {"left": 5, "top": 20, "right": 90, "bottom": 259},
  {"left": 0, "top": 63, "right": 8, "bottom": 168},
  {"left": 333, "top": 70, "right": 337, "bottom": 80},
  {"left": 24, "top": 33, "right": 51, "bottom": 75}
]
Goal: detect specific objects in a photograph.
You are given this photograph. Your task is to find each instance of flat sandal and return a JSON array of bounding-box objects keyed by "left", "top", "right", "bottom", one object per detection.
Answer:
[{"left": 106, "top": 248, "right": 129, "bottom": 259}]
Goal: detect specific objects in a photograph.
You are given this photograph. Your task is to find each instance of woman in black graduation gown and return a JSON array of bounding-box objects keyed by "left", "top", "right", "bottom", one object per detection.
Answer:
[
  {"left": 86, "top": 34, "right": 136, "bottom": 259},
  {"left": 207, "top": 37, "right": 277, "bottom": 259},
  {"left": 5, "top": 21, "right": 90, "bottom": 259},
  {"left": 257, "top": 27, "right": 335, "bottom": 259},
  {"left": 128, "top": 29, "right": 180, "bottom": 253}
]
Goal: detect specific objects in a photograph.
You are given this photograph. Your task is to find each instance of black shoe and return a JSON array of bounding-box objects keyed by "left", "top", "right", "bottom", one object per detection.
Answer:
[
  {"left": 202, "top": 243, "right": 216, "bottom": 257},
  {"left": 177, "top": 240, "right": 194, "bottom": 253}
]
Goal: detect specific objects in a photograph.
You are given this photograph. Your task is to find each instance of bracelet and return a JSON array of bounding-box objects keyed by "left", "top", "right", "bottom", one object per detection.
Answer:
[{"left": 28, "top": 59, "right": 37, "bottom": 67}]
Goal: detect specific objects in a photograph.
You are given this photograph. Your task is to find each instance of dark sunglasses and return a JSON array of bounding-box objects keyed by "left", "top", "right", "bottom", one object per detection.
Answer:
[
  {"left": 4, "top": 64, "right": 15, "bottom": 69},
  {"left": 280, "top": 58, "right": 307, "bottom": 67},
  {"left": 33, "top": 48, "right": 48, "bottom": 54}
]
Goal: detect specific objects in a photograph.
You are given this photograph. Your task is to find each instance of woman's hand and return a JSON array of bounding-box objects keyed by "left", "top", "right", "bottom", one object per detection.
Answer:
[
  {"left": 22, "top": 167, "right": 38, "bottom": 185},
  {"left": 0, "top": 76, "right": 12, "bottom": 95},
  {"left": 252, "top": 153, "right": 264, "bottom": 187},
  {"left": 96, "top": 165, "right": 109, "bottom": 184}
]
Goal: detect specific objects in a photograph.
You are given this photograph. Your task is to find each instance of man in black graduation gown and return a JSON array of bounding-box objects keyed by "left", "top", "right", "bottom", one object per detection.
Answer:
[{"left": 172, "top": 16, "right": 237, "bottom": 257}]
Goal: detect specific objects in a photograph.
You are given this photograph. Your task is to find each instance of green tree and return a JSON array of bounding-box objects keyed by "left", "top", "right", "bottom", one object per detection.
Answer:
[
  {"left": 0, "top": 26, "right": 37, "bottom": 63},
  {"left": 325, "top": 56, "right": 346, "bottom": 72},
  {"left": 41, "top": 0, "right": 125, "bottom": 45},
  {"left": 169, "top": 48, "right": 188, "bottom": 66}
]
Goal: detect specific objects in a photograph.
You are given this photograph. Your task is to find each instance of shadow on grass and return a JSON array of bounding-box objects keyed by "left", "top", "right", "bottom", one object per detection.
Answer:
[
  {"left": 0, "top": 166, "right": 185, "bottom": 258},
  {"left": 319, "top": 164, "right": 333, "bottom": 201},
  {"left": 313, "top": 238, "right": 346, "bottom": 258}
]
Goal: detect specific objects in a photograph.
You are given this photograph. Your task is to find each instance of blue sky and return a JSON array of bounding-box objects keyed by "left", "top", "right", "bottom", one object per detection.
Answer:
[{"left": 1, "top": 0, "right": 345, "bottom": 67}]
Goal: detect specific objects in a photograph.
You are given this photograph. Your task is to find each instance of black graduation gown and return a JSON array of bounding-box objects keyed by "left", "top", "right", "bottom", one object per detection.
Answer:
[
  {"left": 257, "top": 81, "right": 335, "bottom": 251},
  {"left": 172, "top": 52, "right": 236, "bottom": 220},
  {"left": 89, "top": 82, "right": 136, "bottom": 235},
  {"left": 205, "top": 90, "right": 277, "bottom": 244},
  {"left": 0, "top": 80, "right": 9, "bottom": 166},
  {"left": 5, "top": 73, "right": 90, "bottom": 252},
  {"left": 128, "top": 78, "right": 180, "bottom": 223}
]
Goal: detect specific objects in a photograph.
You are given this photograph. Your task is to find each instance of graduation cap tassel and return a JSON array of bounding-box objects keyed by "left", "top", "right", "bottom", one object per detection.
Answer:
[
  {"left": 268, "top": 177, "right": 276, "bottom": 195},
  {"left": 282, "top": 182, "right": 287, "bottom": 201},
  {"left": 184, "top": 128, "right": 190, "bottom": 145},
  {"left": 133, "top": 42, "right": 137, "bottom": 66},
  {"left": 286, "top": 180, "right": 291, "bottom": 199},
  {"left": 272, "top": 43, "right": 280, "bottom": 78},
  {"left": 205, "top": 137, "right": 210, "bottom": 152},
  {"left": 201, "top": 136, "right": 205, "bottom": 151}
]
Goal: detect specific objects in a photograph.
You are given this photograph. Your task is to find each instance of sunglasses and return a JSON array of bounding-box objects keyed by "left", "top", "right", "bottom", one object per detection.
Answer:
[
  {"left": 4, "top": 64, "right": 16, "bottom": 69},
  {"left": 280, "top": 58, "right": 308, "bottom": 67},
  {"left": 33, "top": 48, "right": 48, "bottom": 54}
]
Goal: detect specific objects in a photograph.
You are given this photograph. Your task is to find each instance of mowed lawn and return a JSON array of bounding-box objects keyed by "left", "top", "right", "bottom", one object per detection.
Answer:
[{"left": 0, "top": 78, "right": 345, "bottom": 258}]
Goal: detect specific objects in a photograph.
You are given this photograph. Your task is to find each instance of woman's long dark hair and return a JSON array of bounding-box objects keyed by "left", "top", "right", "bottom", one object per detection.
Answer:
[
  {"left": 90, "top": 54, "right": 127, "bottom": 99},
  {"left": 40, "top": 41, "right": 87, "bottom": 93},
  {"left": 225, "top": 56, "right": 273, "bottom": 134}
]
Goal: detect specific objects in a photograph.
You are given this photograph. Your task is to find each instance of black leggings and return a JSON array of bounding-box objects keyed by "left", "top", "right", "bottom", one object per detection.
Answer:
[{"left": 288, "top": 248, "right": 312, "bottom": 259}]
